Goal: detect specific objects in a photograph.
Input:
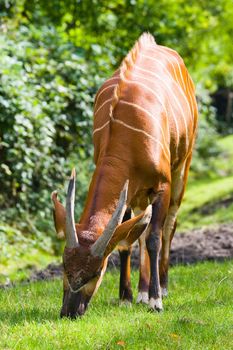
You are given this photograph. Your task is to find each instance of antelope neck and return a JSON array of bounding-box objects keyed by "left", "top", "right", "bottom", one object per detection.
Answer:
[{"left": 78, "top": 157, "right": 129, "bottom": 242}]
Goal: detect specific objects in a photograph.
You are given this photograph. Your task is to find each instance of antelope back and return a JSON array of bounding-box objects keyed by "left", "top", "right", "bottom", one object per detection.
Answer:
[{"left": 93, "top": 33, "right": 197, "bottom": 175}]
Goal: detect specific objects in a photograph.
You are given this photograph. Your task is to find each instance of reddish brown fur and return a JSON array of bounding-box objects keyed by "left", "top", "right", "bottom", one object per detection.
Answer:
[{"left": 53, "top": 33, "right": 198, "bottom": 317}]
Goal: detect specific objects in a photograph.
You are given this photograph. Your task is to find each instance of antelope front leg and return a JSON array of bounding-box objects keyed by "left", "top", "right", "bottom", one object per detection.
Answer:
[
  {"left": 118, "top": 208, "right": 133, "bottom": 304},
  {"left": 146, "top": 183, "right": 170, "bottom": 312},
  {"left": 137, "top": 230, "right": 150, "bottom": 304},
  {"left": 119, "top": 247, "right": 133, "bottom": 303}
]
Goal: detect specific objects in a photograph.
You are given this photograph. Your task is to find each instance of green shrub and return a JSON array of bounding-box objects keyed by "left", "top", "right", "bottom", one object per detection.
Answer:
[
  {"left": 190, "top": 86, "right": 221, "bottom": 179},
  {"left": 0, "top": 25, "right": 107, "bottom": 230}
]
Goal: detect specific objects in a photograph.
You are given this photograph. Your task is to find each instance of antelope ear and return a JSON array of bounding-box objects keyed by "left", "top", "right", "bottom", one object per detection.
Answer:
[
  {"left": 51, "top": 191, "right": 66, "bottom": 239},
  {"left": 104, "top": 205, "right": 152, "bottom": 257}
]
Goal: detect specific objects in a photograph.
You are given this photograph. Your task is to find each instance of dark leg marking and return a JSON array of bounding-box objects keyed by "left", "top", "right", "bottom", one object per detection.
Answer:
[
  {"left": 119, "top": 247, "right": 133, "bottom": 302},
  {"left": 118, "top": 208, "right": 133, "bottom": 302},
  {"left": 146, "top": 183, "right": 170, "bottom": 311}
]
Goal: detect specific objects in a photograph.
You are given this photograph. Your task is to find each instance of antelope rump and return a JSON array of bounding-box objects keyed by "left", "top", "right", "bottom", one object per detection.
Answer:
[{"left": 52, "top": 33, "right": 198, "bottom": 318}]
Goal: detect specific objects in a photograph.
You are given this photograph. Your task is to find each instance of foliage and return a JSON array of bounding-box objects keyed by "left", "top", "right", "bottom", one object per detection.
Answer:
[
  {"left": 2, "top": 0, "right": 233, "bottom": 88},
  {"left": 179, "top": 176, "right": 233, "bottom": 230},
  {"left": 191, "top": 86, "right": 220, "bottom": 178},
  {"left": 0, "top": 223, "right": 55, "bottom": 284},
  {"left": 179, "top": 134, "right": 233, "bottom": 230},
  {"left": 0, "top": 262, "right": 232, "bottom": 349},
  {"left": 0, "top": 0, "right": 232, "bottom": 252},
  {"left": 0, "top": 23, "right": 105, "bottom": 225}
]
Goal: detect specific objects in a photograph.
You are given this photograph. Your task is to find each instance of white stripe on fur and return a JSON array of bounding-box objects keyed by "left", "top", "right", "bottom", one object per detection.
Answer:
[
  {"left": 118, "top": 100, "right": 170, "bottom": 157},
  {"left": 95, "top": 84, "right": 117, "bottom": 108},
  {"left": 94, "top": 98, "right": 113, "bottom": 115},
  {"left": 134, "top": 65, "right": 189, "bottom": 149},
  {"left": 110, "top": 114, "right": 170, "bottom": 163},
  {"left": 130, "top": 72, "right": 179, "bottom": 153},
  {"left": 93, "top": 120, "right": 110, "bottom": 135},
  {"left": 140, "top": 53, "right": 193, "bottom": 119}
]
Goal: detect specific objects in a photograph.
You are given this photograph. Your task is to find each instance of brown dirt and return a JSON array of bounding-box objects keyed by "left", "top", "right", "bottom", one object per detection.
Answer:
[{"left": 27, "top": 222, "right": 233, "bottom": 283}]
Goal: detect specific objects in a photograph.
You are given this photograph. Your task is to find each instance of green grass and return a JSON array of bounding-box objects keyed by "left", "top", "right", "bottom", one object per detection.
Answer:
[
  {"left": 0, "top": 261, "right": 232, "bottom": 349},
  {"left": 178, "top": 134, "right": 233, "bottom": 230},
  {"left": 0, "top": 224, "right": 58, "bottom": 285},
  {"left": 179, "top": 176, "right": 233, "bottom": 230}
]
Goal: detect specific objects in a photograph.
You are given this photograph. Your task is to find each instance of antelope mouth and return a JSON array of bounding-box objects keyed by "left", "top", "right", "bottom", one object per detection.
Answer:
[{"left": 60, "top": 289, "right": 91, "bottom": 319}]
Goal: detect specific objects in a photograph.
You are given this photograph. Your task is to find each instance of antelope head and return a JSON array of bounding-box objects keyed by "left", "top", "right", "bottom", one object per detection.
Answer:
[{"left": 52, "top": 169, "right": 152, "bottom": 318}]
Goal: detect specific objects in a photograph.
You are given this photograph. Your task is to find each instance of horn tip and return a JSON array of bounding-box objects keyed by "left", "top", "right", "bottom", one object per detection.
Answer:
[
  {"left": 71, "top": 168, "right": 76, "bottom": 179},
  {"left": 51, "top": 190, "right": 58, "bottom": 202},
  {"left": 124, "top": 179, "right": 129, "bottom": 190},
  {"left": 144, "top": 204, "right": 152, "bottom": 220}
]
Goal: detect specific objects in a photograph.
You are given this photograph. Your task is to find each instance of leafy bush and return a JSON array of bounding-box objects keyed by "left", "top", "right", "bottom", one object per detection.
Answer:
[
  {"left": 191, "top": 86, "right": 221, "bottom": 179},
  {"left": 0, "top": 24, "right": 107, "bottom": 232}
]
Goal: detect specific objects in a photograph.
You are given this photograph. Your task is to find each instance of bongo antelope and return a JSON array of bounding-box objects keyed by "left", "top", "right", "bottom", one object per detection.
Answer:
[{"left": 52, "top": 33, "right": 198, "bottom": 318}]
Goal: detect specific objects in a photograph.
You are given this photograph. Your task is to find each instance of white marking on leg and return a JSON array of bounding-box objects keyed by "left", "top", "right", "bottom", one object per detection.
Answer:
[
  {"left": 149, "top": 297, "right": 163, "bottom": 311},
  {"left": 136, "top": 291, "right": 149, "bottom": 304}
]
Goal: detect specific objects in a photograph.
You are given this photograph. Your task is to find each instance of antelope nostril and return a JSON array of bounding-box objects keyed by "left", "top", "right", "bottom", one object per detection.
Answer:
[
  {"left": 78, "top": 302, "right": 85, "bottom": 315},
  {"left": 68, "top": 311, "right": 79, "bottom": 320}
]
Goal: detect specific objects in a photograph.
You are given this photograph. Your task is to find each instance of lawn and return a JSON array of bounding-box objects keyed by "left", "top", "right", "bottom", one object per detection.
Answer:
[
  {"left": 179, "top": 175, "right": 233, "bottom": 230},
  {"left": 0, "top": 261, "right": 232, "bottom": 350},
  {"left": 178, "top": 134, "right": 233, "bottom": 230},
  {"left": 0, "top": 224, "right": 59, "bottom": 285}
]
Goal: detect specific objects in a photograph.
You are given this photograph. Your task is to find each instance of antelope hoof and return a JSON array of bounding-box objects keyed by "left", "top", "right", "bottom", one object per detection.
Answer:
[
  {"left": 136, "top": 291, "right": 149, "bottom": 304},
  {"left": 119, "top": 300, "right": 132, "bottom": 307},
  {"left": 119, "top": 287, "right": 133, "bottom": 304},
  {"left": 161, "top": 288, "right": 168, "bottom": 298},
  {"left": 149, "top": 297, "right": 163, "bottom": 312}
]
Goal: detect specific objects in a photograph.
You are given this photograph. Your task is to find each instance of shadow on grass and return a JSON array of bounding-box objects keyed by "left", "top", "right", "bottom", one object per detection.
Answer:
[
  {"left": 0, "top": 307, "right": 61, "bottom": 325},
  {"left": 0, "top": 292, "right": 229, "bottom": 330}
]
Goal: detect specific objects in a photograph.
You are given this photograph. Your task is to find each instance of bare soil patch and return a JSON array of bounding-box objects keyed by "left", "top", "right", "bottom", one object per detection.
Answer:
[
  {"left": 27, "top": 222, "right": 233, "bottom": 283},
  {"left": 191, "top": 193, "right": 233, "bottom": 215}
]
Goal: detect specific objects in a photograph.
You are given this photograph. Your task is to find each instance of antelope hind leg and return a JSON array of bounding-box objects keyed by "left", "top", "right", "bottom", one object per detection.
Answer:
[
  {"left": 160, "top": 157, "right": 193, "bottom": 297},
  {"left": 146, "top": 182, "right": 170, "bottom": 312}
]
